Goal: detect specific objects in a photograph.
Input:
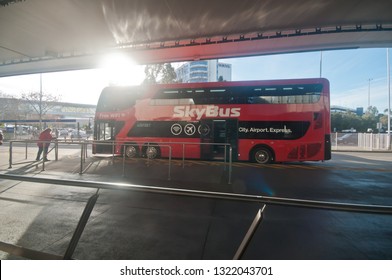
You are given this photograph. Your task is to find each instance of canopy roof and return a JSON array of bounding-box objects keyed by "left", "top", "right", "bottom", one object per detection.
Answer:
[{"left": 1, "top": 0, "right": 391, "bottom": 76}]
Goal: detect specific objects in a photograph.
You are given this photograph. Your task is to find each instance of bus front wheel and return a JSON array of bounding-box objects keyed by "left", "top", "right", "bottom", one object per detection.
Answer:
[{"left": 251, "top": 146, "right": 273, "bottom": 164}]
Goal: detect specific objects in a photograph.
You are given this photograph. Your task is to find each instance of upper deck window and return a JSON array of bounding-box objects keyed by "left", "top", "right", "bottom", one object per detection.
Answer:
[{"left": 150, "top": 84, "right": 323, "bottom": 105}]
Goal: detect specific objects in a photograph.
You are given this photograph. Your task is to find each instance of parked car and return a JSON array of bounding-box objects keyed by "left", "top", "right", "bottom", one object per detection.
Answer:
[
  {"left": 58, "top": 129, "right": 69, "bottom": 137},
  {"left": 70, "top": 130, "right": 87, "bottom": 139},
  {"left": 337, "top": 133, "right": 357, "bottom": 145}
]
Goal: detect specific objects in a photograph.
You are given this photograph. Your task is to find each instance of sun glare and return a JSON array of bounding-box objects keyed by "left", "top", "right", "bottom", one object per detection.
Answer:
[{"left": 100, "top": 53, "right": 144, "bottom": 86}]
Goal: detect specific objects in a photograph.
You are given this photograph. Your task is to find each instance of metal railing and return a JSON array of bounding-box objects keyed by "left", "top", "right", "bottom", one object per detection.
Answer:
[
  {"left": 332, "top": 132, "right": 392, "bottom": 151},
  {"left": 7, "top": 139, "right": 234, "bottom": 183},
  {"left": 122, "top": 143, "right": 172, "bottom": 180},
  {"left": 7, "top": 139, "right": 85, "bottom": 172},
  {"left": 89, "top": 140, "right": 233, "bottom": 182},
  {"left": 0, "top": 173, "right": 391, "bottom": 260}
]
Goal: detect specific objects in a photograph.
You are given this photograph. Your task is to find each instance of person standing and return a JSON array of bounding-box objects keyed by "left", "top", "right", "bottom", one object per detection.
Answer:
[{"left": 36, "top": 128, "right": 54, "bottom": 161}]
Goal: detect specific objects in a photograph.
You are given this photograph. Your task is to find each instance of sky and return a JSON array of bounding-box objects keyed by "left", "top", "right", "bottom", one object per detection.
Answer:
[{"left": 0, "top": 48, "right": 391, "bottom": 112}]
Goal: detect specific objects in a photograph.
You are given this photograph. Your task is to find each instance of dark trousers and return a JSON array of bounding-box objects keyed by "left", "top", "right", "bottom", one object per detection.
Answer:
[{"left": 36, "top": 145, "right": 49, "bottom": 160}]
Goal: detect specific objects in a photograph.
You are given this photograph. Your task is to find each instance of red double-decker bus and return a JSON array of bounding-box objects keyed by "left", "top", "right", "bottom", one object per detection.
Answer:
[{"left": 93, "top": 78, "right": 331, "bottom": 163}]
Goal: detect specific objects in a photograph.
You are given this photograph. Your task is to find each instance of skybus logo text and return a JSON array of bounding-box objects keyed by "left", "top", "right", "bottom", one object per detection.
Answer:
[{"left": 173, "top": 105, "right": 241, "bottom": 120}]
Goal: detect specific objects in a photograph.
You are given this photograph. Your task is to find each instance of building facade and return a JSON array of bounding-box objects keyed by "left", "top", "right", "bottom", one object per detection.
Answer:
[{"left": 175, "top": 60, "right": 232, "bottom": 83}]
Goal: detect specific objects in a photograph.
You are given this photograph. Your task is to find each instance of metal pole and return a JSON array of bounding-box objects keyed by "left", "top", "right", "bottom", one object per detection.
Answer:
[
  {"left": 233, "top": 206, "right": 265, "bottom": 260},
  {"left": 228, "top": 146, "right": 232, "bottom": 184},
  {"left": 147, "top": 143, "right": 150, "bottom": 164},
  {"left": 319, "top": 50, "right": 323, "bottom": 77},
  {"left": 55, "top": 139, "right": 58, "bottom": 161},
  {"left": 63, "top": 190, "right": 99, "bottom": 260},
  {"left": 182, "top": 143, "right": 185, "bottom": 169},
  {"left": 2, "top": 173, "right": 392, "bottom": 215},
  {"left": 42, "top": 147, "right": 45, "bottom": 171},
  {"left": 8, "top": 141, "right": 12, "bottom": 169},
  {"left": 84, "top": 143, "right": 87, "bottom": 162},
  {"left": 224, "top": 144, "right": 227, "bottom": 171},
  {"left": 79, "top": 143, "right": 84, "bottom": 174},
  {"left": 168, "top": 147, "right": 171, "bottom": 181},
  {"left": 25, "top": 142, "right": 28, "bottom": 160},
  {"left": 387, "top": 48, "right": 391, "bottom": 149},
  {"left": 368, "top": 78, "right": 373, "bottom": 108},
  {"left": 112, "top": 141, "right": 115, "bottom": 164},
  {"left": 122, "top": 144, "right": 126, "bottom": 177},
  {"left": 83, "top": 143, "right": 87, "bottom": 163}
]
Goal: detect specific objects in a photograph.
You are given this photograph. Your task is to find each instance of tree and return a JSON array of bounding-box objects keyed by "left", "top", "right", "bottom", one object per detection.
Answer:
[
  {"left": 331, "top": 106, "right": 385, "bottom": 133},
  {"left": 380, "top": 109, "right": 392, "bottom": 130},
  {"left": 0, "top": 92, "right": 22, "bottom": 120},
  {"left": 143, "top": 63, "right": 177, "bottom": 84},
  {"left": 331, "top": 111, "right": 362, "bottom": 132},
  {"left": 365, "top": 106, "right": 378, "bottom": 116},
  {"left": 21, "top": 91, "right": 60, "bottom": 130},
  {"left": 161, "top": 63, "right": 177, "bottom": 84},
  {"left": 143, "top": 64, "right": 163, "bottom": 84}
]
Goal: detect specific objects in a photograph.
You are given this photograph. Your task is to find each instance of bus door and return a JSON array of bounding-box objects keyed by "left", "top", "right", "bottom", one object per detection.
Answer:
[
  {"left": 93, "top": 120, "right": 124, "bottom": 154},
  {"left": 200, "top": 119, "right": 238, "bottom": 161}
]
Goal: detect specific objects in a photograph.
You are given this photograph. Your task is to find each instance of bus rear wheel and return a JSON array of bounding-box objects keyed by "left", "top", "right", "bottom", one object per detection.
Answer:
[
  {"left": 124, "top": 145, "right": 139, "bottom": 158},
  {"left": 251, "top": 146, "right": 273, "bottom": 164},
  {"left": 144, "top": 144, "right": 160, "bottom": 159}
]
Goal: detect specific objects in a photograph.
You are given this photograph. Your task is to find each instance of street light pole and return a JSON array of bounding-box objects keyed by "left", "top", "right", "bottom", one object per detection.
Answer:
[
  {"left": 368, "top": 78, "right": 373, "bottom": 108},
  {"left": 319, "top": 51, "right": 323, "bottom": 78}
]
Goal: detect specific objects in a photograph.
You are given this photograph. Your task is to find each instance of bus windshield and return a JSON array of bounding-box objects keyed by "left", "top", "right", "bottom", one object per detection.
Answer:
[{"left": 96, "top": 86, "right": 142, "bottom": 112}]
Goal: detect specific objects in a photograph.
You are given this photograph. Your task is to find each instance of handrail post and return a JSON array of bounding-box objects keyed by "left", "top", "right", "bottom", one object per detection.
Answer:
[
  {"left": 8, "top": 141, "right": 13, "bottom": 169},
  {"left": 182, "top": 143, "right": 185, "bottom": 169},
  {"left": 41, "top": 141, "right": 50, "bottom": 171},
  {"left": 112, "top": 140, "right": 115, "bottom": 164},
  {"left": 63, "top": 189, "right": 99, "bottom": 260},
  {"left": 122, "top": 144, "right": 126, "bottom": 177},
  {"left": 79, "top": 143, "right": 84, "bottom": 174},
  {"left": 83, "top": 143, "right": 87, "bottom": 163},
  {"left": 233, "top": 206, "right": 265, "bottom": 260},
  {"left": 147, "top": 142, "right": 150, "bottom": 164},
  {"left": 228, "top": 146, "right": 232, "bottom": 184},
  {"left": 25, "top": 141, "right": 28, "bottom": 160},
  {"left": 55, "top": 139, "right": 58, "bottom": 161},
  {"left": 168, "top": 146, "right": 171, "bottom": 180},
  {"left": 224, "top": 144, "right": 227, "bottom": 171}
]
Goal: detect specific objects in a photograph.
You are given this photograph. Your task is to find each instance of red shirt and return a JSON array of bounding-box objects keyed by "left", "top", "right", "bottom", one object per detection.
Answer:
[{"left": 37, "top": 129, "right": 53, "bottom": 147}]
